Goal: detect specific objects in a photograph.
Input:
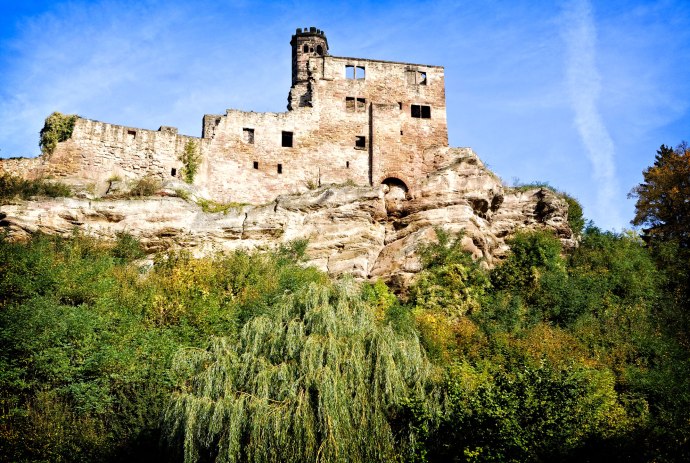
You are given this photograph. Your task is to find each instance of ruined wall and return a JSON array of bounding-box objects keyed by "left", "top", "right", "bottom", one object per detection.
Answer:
[{"left": 0, "top": 28, "right": 454, "bottom": 205}]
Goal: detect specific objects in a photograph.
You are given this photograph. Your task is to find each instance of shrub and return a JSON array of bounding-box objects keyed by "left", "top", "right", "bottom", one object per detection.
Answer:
[
  {"left": 128, "top": 176, "right": 161, "bottom": 197},
  {"left": 178, "top": 140, "right": 201, "bottom": 184},
  {"left": 39, "top": 112, "right": 77, "bottom": 156},
  {"left": 0, "top": 173, "right": 71, "bottom": 201}
]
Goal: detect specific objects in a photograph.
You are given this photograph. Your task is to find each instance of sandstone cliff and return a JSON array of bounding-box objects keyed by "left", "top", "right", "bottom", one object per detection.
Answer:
[{"left": 0, "top": 150, "right": 575, "bottom": 287}]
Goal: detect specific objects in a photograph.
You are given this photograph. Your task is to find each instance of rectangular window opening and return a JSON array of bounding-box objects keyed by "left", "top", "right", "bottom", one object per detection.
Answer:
[
  {"left": 411, "top": 104, "right": 431, "bottom": 119},
  {"left": 356, "top": 97, "right": 366, "bottom": 111},
  {"left": 398, "top": 102, "right": 403, "bottom": 110},
  {"left": 355, "top": 136, "right": 366, "bottom": 149},
  {"left": 127, "top": 129, "right": 136, "bottom": 140},
  {"left": 282, "top": 131, "right": 293, "bottom": 148},
  {"left": 346, "top": 161, "right": 350, "bottom": 168},
  {"left": 253, "top": 161, "right": 259, "bottom": 169},
  {"left": 171, "top": 168, "right": 177, "bottom": 177},
  {"left": 243, "top": 127, "right": 254, "bottom": 144},
  {"left": 418, "top": 71, "right": 427, "bottom": 85},
  {"left": 355, "top": 66, "right": 365, "bottom": 80},
  {"left": 277, "top": 163, "right": 283, "bottom": 174},
  {"left": 345, "top": 97, "right": 355, "bottom": 112},
  {"left": 345, "top": 65, "right": 355, "bottom": 79}
]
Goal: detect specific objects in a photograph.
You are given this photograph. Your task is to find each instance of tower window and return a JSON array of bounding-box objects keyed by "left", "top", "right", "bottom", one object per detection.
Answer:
[
  {"left": 253, "top": 161, "right": 259, "bottom": 169},
  {"left": 282, "top": 131, "right": 293, "bottom": 147},
  {"left": 406, "top": 70, "right": 428, "bottom": 85},
  {"left": 355, "top": 136, "right": 366, "bottom": 149},
  {"left": 303, "top": 44, "right": 309, "bottom": 52},
  {"left": 243, "top": 128, "right": 254, "bottom": 144},
  {"left": 346, "top": 161, "right": 350, "bottom": 168},
  {"left": 346, "top": 97, "right": 355, "bottom": 112},
  {"left": 316, "top": 45, "right": 323, "bottom": 55},
  {"left": 411, "top": 105, "right": 431, "bottom": 119},
  {"left": 356, "top": 97, "right": 366, "bottom": 111},
  {"left": 171, "top": 168, "right": 177, "bottom": 177},
  {"left": 345, "top": 65, "right": 355, "bottom": 79},
  {"left": 356, "top": 66, "right": 365, "bottom": 79},
  {"left": 277, "top": 163, "right": 283, "bottom": 174}
]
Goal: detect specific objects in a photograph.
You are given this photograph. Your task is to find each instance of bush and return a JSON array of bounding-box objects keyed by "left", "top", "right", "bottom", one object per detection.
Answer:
[
  {"left": 178, "top": 140, "right": 201, "bottom": 184},
  {"left": 39, "top": 112, "right": 77, "bottom": 156},
  {"left": 0, "top": 173, "right": 71, "bottom": 201},
  {"left": 128, "top": 176, "right": 161, "bottom": 197}
]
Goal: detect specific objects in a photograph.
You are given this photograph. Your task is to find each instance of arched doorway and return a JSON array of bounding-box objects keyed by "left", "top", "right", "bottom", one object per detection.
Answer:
[{"left": 381, "top": 177, "right": 409, "bottom": 217}]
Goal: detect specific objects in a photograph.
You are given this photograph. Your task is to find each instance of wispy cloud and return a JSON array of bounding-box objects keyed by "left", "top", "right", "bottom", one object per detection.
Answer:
[{"left": 561, "top": 0, "right": 621, "bottom": 228}]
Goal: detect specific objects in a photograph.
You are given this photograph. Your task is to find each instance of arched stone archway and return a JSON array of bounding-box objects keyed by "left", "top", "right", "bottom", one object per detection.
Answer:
[{"left": 380, "top": 176, "right": 410, "bottom": 217}]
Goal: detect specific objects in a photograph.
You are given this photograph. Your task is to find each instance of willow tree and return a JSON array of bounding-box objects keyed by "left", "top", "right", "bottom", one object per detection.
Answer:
[{"left": 163, "top": 279, "right": 433, "bottom": 463}]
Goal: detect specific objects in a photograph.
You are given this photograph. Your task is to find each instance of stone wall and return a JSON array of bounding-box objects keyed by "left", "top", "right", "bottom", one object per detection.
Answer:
[{"left": 0, "top": 28, "right": 454, "bottom": 205}]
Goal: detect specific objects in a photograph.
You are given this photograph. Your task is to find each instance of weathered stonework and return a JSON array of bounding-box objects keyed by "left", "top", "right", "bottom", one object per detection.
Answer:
[{"left": 1, "top": 27, "right": 451, "bottom": 203}]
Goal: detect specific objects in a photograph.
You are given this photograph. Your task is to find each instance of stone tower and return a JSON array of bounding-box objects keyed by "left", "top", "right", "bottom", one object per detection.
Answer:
[{"left": 288, "top": 27, "right": 328, "bottom": 110}]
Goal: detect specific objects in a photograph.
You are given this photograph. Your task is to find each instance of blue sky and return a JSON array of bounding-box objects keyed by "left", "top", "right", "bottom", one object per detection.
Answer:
[{"left": 1, "top": 0, "right": 688, "bottom": 230}]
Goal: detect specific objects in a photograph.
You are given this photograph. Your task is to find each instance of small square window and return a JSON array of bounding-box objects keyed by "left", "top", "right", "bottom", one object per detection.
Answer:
[
  {"left": 253, "top": 161, "right": 259, "bottom": 169},
  {"left": 277, "top": 163, "right": 283, "bottom": 174},
  {"left": 411, "top": 105, "right": 421, "bottom": 118},
  {"left": 282, "top": 131, "right": 293, "bottom": 147},
  {"left": 421, "top": 105, "right": 431, "bottom": 118},
  {"left": 355, "top": 136, "right": 366, "bottom": 149},
  {"left": 243, "top": 128, "right": 254, "bottom": 144}
]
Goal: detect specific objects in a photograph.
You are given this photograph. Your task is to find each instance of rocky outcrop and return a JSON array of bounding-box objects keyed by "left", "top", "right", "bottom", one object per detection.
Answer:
[{"left": 0, "top": 151, "right": 576, "bottom": 287}]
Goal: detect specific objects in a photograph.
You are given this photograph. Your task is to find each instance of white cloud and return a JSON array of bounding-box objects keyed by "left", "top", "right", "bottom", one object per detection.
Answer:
[{"left": 561, "top": 0, "right": 622, "bottom": 228}]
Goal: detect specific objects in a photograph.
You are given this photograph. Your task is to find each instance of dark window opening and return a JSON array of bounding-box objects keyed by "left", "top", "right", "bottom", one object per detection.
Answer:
[
  {"left": 253, "top": 161, "right": 259, "bottom": 169},
  {"left": 346, "top": 161, "right": 350, "bottom": 168},
  {"left": 356, "top": 97, "right": 366, "bottom": 111},
  {"left": 346, "top": 97, "right": 355, "bottom": 112},
  {"left": 345, "top": 65, "right": 355, "bottom": 79},
  {"left": 127, "top": 130, "right": 136, "bottom": 139},
  {"left": 282, "top": 131, "right": 293, "bottom": 147},
  {"left": 316, "top": 45, "right": 323, "bottom": 55},
  {"left": 277, "top": 163, "right": 283, "bottom": 174},
  {"left": 303, "top": 44, "right": 309, "bottom": 53},
  {"left": 243, "top": 128, "right": 254, "bottom": 144},
  {"left": 171, "top": 168, "right": 176, "bottom": 177},
  {"left": 400, "top": 130, "right": 404, "bottom": 135},
  {"left": 356, "top": 66, "right": 365, "bottom": 79},
  {"left": 355, "top": 136, "right": 366, "bottom": 149},
  {"left": 310, "top": 47, "right": 314, "bottom": 52},
  {"left": 411, "top": 104, "right": 431, "bottom": 119},
  {"left": 398, "top": 102, "right": 403, "bottom": 110}
]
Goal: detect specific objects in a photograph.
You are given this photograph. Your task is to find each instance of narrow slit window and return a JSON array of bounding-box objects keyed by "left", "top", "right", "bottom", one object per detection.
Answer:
[
  {"left": 355, "top": 136, "right": 366, "bottom": 149},
  {"left": 277, "top": 163, "right": 283, "bottom": 174},
  {"left": 345, "top": 65, "right": 355, "bottom": 79},
  {"left": 282, "top": 131, "right": 293, "bottom": 147},
  {"left": 356, "top": 97, "right": 366, "bottom": 111},
  {"left": 243, "top": 128, "right": 254, "bottom": 144},
  {"left": 346, "top": 97, "right": 355, "bottom": 112},
  {"left": 346, "top": 161, "right": 350, "bottom": 168},
  {"left": 253, "top": 161, "right": 259, "bottom": 169},
  {"left": 398, "top": 102, "right": 403, "bottom": 110},
  {"left": 356, "top": 66, "right": 365, "bottom": 79}
]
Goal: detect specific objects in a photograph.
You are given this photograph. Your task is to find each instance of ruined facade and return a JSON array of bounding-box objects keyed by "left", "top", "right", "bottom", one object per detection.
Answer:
[{"left": 3, "top": 27, "right": 456, "bottom": 204}]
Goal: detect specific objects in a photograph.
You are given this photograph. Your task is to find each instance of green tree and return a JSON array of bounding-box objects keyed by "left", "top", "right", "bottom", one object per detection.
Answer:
[
  {"left": 630, "top": 142, "right": 690, "bottom": 248},
  {"left": 39, "top": 112, "right": 78, "bottom": 156},
  {"left": 163, "top": 279, "right": 433, "bottom": 463}
]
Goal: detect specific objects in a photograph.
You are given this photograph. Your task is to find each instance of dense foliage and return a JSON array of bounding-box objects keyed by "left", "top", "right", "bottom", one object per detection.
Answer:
[
  {"left": 39, "top": 112, "right": 78, "bottom": 156},
  {"left": 179, "top": 140, "right": 202, "bottom": 184},
  {"left": 1, "top": 143, "right": 689, "bottom": 462},
  {"left": 0, "top": 173, "right": 72, "bottom": 202}
]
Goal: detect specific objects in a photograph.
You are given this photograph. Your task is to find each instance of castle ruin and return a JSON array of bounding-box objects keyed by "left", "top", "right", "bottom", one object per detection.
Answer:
[{"left": 3, "top": 27, "right": 465, "bottom": 204}]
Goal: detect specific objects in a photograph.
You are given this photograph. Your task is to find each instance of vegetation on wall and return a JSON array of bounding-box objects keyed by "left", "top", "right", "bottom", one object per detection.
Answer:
[
  {"left": 39, "top": 111, "right": 78, "bottom": 156},
  {"left": 178, "top": 140, "right": 202, "bottom": 184}
]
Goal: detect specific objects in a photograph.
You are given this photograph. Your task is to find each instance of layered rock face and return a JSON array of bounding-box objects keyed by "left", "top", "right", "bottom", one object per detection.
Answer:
[{"left": 0, "top": 150, "right": 575, "bottom": 287}]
